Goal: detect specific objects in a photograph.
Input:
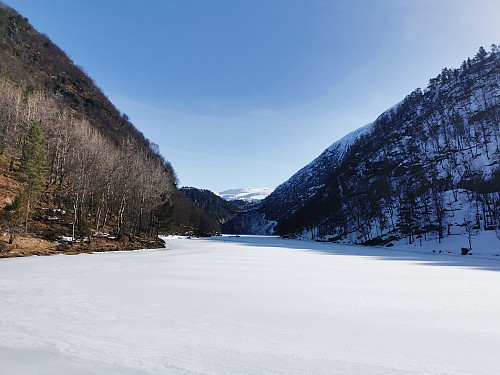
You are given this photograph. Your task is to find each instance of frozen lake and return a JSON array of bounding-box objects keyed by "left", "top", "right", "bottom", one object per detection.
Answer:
[{"left": 1, "top": 235, "right": 500, "bottom": 374}]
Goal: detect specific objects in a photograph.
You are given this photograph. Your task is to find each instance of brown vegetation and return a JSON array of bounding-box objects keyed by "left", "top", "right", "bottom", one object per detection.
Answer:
[{"left": 0, "top": 233, "right": 163, "bottom": 258}]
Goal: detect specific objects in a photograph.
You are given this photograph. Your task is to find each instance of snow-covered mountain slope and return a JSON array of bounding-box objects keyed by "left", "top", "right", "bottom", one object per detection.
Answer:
[
  {"left": 230, "top": 46, "right": 500, "bottom": 242},
  {"left": 261, "top": 122, "right": 373, "bottom": 219},
  {"left": 277, "top": 46, "right": 500, "bottom": 245},
  {"left": 217, "top": 187, "right": 274, "bottom": 202},
  {"left": 223, "top": 123, "right": 373, "bottom": 234}
]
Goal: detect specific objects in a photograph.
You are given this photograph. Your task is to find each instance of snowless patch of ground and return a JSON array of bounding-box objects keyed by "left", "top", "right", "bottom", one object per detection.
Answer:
[{"left": 1, "top": 235, "right": 500, "bottom": 374}]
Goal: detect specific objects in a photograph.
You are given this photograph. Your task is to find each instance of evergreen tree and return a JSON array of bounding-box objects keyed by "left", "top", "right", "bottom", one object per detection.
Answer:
[
  {"left": 16, "top": 122, "right": 48, "bottom": 233},
  {"left": 154, "top": 196, "right": 174, "bottom": 233},
  {"left": 476, "top": 46, "right": 487, "bottom": 60}
]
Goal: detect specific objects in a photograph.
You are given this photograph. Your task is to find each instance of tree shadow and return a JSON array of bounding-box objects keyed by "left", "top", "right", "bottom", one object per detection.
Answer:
[{"left": 204, "top": 235, "right": 500, "bottom": 272}]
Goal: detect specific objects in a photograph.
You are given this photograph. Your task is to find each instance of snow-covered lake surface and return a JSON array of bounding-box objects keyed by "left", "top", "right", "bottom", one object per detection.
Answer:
[{"left": 1, "top": 235, "right": 500, "bottom": 374}]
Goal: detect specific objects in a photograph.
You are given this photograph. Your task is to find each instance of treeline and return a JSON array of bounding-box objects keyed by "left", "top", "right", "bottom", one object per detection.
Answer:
[{"left": 276, "top": 46, "right": 500, "bottom": 245}]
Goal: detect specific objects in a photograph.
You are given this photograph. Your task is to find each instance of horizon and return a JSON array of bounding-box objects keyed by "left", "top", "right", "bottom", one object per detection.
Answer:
[{"left": 6, "top": 0, "right": 500, "bottom": 191}]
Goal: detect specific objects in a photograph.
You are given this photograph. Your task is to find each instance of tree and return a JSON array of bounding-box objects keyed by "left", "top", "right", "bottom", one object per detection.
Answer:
[
  {"left": 155, "top": 198, "right": 174, "bottom": 232},
  {"left": 16, "top": 121, "right": 48, "bottom": 233},
  {"left": 476, "top": 46, "right": 487, "bottom": 60},
  {"left": 0, "top": 187, "right": 28, "bottom": 244},
  {"left": 462, "top": 213, "right": 475, "bottom": 251}
]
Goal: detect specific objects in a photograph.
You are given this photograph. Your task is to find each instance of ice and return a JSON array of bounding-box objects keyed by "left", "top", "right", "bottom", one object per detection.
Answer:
[{"left": 1, "top": 235, "right": 500, "bottom": 374}]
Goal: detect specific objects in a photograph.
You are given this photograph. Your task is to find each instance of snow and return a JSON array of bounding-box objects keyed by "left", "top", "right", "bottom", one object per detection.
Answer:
[
  {"left": 309, "top": 188, "right": 500, "bottom": 252},
  {"left": 216, "top": 187, "right": 274, "bottom": 202},
  {"left": 247, "top": 121, "right": 374, "bottom": 233},
  {"left": 275, "top": 121, "right": 373, "bottom": 196},
  {"left": 1, "top": 235, "right": 500, "bottom": 374},
  {"left": 389, "top": 230, "right": 500, "bottom": 258}
]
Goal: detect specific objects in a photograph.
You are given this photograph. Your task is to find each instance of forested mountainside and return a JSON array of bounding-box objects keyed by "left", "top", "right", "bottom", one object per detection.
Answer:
[
  {"left": 234, "top": 46, "right": 500, "bottom": 246},
  {"left": 180, "top": 187, "right": 244, "bottom": 225},
  {"left": 0, "top": 3, "right": 218, "bottom": 256},
  {"left": 277, "top": 46, "right": 500, "bottom": 244}
]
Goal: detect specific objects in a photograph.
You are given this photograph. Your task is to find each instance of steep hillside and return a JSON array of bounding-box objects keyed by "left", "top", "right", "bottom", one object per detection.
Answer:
[
  {"left": 0, "top": 3, "right": 218, "bottom": 256},
  {"left": 277, "top": 46, "right": 499, "bottom": 247},
  {"left": 180, "top": 187, "right": 244, "bottom": 225},
  {"left": 0, "top": 2, "right": 152, "bottom": 151},
  {"left": 261, "top": 123, "right": 372, "bottom": 222},
  {"left": 224, "top": 122, "right": 372, "bottom": 234}
]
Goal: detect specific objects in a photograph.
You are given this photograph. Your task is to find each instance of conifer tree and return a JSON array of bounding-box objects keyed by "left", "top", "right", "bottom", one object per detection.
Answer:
[
  {"left": 476, "top": 46, "right": 487, "bottom": 60},
  {"left": 17, "top": 121, "right": 48, "bottom": 233}
]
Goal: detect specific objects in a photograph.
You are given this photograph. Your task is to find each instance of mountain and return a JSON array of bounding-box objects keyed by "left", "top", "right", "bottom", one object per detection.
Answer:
[
  {"left": 0, "top": 3, "right": 218, "bottom": 256},
  {"left": 215, "top": 187, "right": 275, "bottom": 234},
  {"left": 234, "top": 46, "right": 500, "bottom": 247},
  {"left": 180, "top": 187, "right": 244, "bottom": 225},
  {"left": 217, "top": 188, "right": 274, "bottom": 202},
  {"left": 260, "top": 123, "right": 372, "bottom": 222},
  {"left": 223, "top": 122, "right": 373, "bottom": 234}
]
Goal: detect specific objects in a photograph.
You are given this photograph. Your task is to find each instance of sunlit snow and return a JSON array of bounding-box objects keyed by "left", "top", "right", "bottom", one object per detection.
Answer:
[
  {"left": 216, "top": 187, "right": 274, "bottom": 202},
  {"left": 1, "top": 235, "right": 500, "bottom": 374}
]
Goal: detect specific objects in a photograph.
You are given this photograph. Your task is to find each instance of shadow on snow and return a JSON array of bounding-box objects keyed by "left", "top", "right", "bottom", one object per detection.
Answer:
[{"left": 202, "top": 235, "right": 500, "bottom": 273}]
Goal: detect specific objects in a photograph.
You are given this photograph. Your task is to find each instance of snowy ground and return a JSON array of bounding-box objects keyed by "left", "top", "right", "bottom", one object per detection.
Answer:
[
  {"left": 390, "top": 230, "right": 500, "bottom": 258},
  {"left": 1, "top": 235, "right": 500, "bottom": 374}
]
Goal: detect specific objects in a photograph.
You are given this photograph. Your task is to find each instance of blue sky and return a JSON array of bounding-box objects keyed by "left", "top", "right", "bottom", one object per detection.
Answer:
[{"left": 7, "top": 0, "right": 500, "bottom": 191}]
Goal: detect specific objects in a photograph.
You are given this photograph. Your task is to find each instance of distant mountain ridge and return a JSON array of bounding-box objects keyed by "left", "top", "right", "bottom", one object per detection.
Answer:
[
  {"left": 217, "top": 187, "right": 274, "bottom": 202},
  {"left": 180, "top": 187, "right": 245, "bottom": 225}
]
